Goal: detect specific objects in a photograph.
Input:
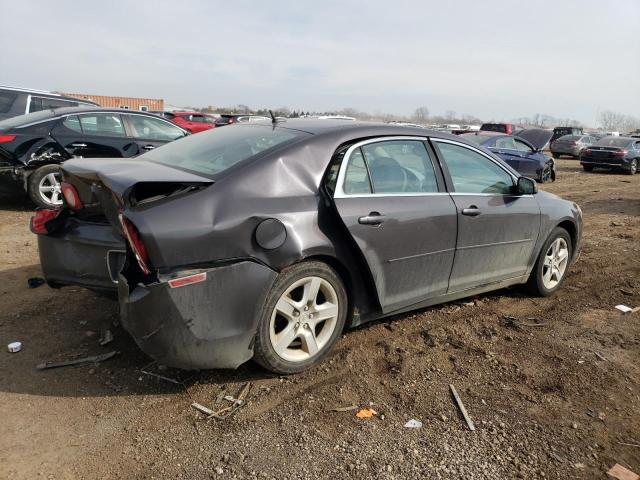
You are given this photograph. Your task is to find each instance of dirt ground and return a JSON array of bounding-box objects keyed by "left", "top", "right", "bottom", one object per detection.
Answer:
[{"left": 0, "top": 159, "right": 638, "bottom": 479}]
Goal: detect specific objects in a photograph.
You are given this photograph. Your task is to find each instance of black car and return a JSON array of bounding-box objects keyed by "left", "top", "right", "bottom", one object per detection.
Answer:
[
  {"left": 580, "top": 136, "right": 640, "bottom": 174},
  {"left": 214, "top": 114, "right": 271, "bottom": 127},
  {"left": 0, "top": 86, "right": 98, "bottom": 121},
  {"left": 0, "top": 107, "right": 189, "bottom": 207},
  {"left": 33, "top": 120, "right": 582, "bottom": 374}
]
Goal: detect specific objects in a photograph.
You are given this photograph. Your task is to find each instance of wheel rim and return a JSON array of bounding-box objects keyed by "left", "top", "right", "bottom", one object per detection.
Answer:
[
  {"left": 631, "top": 160, "right": 637, "bottom": 174},
  {"left": 269, "top": 276, "right": 339, "bottom": 363},
  {"left": 542, "top": 238, "right": 569, "bottom": 290},
  {"left": 38, "top": 172, "right": 62, "bottom": 206}
]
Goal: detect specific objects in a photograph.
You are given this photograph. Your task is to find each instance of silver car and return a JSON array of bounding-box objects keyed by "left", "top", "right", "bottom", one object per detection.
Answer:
[{"left": 551, "top": 135, "right": 596, "bottom": 159}]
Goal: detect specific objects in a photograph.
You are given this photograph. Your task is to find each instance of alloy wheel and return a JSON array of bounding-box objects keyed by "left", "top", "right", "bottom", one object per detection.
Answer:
[
  {"left": 269, "top": 276, "right": 339, "bottom": 363},
  {"left": 542, "top": 238, "right": 569, "bottom": 290},
  {"left": 38, "top": 172, "right": 63, "bottom": 206}
]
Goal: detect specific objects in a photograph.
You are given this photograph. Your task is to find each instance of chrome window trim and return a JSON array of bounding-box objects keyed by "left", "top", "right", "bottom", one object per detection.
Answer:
[
  {"left": 25, "top": 94, "right": 31, "bottom": 114},
  {"left": 334, "top": 135, "right": 441, "bottom": 199}
]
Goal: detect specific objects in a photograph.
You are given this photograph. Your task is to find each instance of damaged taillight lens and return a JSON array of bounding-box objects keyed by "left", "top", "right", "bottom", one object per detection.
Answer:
[
  {"left": 613, "top": 150, "right": 628, "bottom": 157},
  {"left": 30, "top": 208, "right": 61, "bottom": 234},
  {"left": 60, "top": 182, "right": 83, "bottom": 210},
  {"left": 119, "top": 214, "right": 151, "bottom": 274}
]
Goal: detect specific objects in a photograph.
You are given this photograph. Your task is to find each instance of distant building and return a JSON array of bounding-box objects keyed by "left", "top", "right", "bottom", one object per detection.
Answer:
[{"left": 61, "top": 92, "right": 163, "bottom": 111}]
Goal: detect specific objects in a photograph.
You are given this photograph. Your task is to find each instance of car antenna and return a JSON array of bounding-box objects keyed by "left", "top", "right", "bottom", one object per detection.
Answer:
[{"left": 269, "top": 109, "right": 277, "bottom": 125}]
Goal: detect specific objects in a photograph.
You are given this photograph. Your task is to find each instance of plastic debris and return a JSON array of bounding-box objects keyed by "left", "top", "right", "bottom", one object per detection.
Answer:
[
  {"left": 355, "top": 407, "right": 377, "bottom": 418},
  {"left": 607, "top": 463, "right": 639, "bottom": 480},
  {"left": 404, "top": 419, "right": 422, "bottom": 428},
  {"left": 192, "top": 382, "right": 251, "bottom": 420},
  {"left": 615, "top": 305, "right": 633, "bottom": 314},
  {"left": 7, "top": 341, "right": 22, "bottom": 353},
  {"left": 27, "top": 277, "right": 45, "bottom": 288}
]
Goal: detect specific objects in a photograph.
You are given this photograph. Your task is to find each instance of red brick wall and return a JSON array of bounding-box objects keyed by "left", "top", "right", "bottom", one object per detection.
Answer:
[{"left": 62, "top": 93, "right": 163, "bottom": 111}]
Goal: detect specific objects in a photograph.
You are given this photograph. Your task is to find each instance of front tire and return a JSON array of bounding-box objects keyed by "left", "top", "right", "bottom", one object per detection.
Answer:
[
  {"left": 253, "top": 261, "right": 347, "bottom": 374},
  {"left": 525, "top": 227, "right": 572, "bottom": 297},
  {"left": 27, "top": 164, "right": 63, "bottom": 208}
]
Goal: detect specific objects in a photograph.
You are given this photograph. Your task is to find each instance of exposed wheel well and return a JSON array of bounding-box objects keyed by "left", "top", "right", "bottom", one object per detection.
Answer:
[{"left": 557, "top": 220, "right": 577, "bottom": 257}]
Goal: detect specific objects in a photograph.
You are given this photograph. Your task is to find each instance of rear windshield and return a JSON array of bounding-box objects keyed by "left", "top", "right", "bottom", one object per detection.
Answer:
[
  {"left": 558, "top": 135, "right": 580, "bottom": 141},
  {"left": 463, "top": 134, "right": 496, "bottom": 144},
  {"left": 144, "top": 125, "right": 306, "bottom": 177},
  {"left": 481, "top": 124, "right": 507, "bottom": 133},
  {"left": 595, "top": 137, "right": 632, "bottom": 148},
  {"left": 0, "top": 91, "right": 18, "bottom": 113},
  {"left": 0, "top": 109, "right": 57, "bottom": 129}
]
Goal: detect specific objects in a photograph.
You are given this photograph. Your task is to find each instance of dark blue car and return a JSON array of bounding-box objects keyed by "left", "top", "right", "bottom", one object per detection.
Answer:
[{"left": 462, "top": 129, "right": 555, "bottom": 183}]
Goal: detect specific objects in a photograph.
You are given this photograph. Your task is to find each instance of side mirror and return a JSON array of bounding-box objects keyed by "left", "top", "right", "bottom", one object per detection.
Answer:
[{"left": 516, "top": 176, "right": 537, "bottom": 194}]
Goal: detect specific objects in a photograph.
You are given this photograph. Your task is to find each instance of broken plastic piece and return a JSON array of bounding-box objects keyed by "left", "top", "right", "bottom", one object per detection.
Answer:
[
  {"left": 27, "top": 277, "right": 45, "bottom": 289},
  {"left": 355, "top": 407, "right": 377, "bottom": 418},
  {"left": 36, "top": 351, "right": 117, "bottom": 370},
  {"left": 449, "top": 384, "right": 475, "bottom": 431},
  {"left": 7, "top": 341, "right": 22, "bottom": 353},
  {"left": 615, "top": 305, "right": 633, "bottom": 313}
]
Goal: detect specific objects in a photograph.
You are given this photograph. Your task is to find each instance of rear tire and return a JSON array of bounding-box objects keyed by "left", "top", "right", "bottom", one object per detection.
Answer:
[
  {"left": 525, "top": 227, "right": 572, "bottom": 297},
  {"left": 253, "top": 261, "right": 347, "bottom": 374},
  {"left": 27, "top": 164, "right": 63, "bottom": 208},
  {"left": 582, "top": 165, "right": 594, "bottom": 172},
  {"left": 625, "top": 159, "right": 637, "bottom": 175}
]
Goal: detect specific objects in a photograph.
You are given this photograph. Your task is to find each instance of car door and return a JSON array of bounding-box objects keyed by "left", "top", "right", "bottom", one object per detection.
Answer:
[
  {"left": 332, "top": 137, "right": 458, "bottom": 313},
  {"left": 124, "top": 114, "right": 187, "bottom": 152},
  {"left": 51, "top": 113, "right": 140, "bottom": 158},
  {"left": 512, "top": 138, "right": 542, "bottom": 178},
  {"left": 432, "top": 139, "right": 540, "bottom": 293}
]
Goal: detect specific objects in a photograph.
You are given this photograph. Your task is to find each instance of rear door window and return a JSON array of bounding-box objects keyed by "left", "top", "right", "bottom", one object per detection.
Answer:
[
  {"left": 62, "top": 115, "right": 82, "bottom": 133},
  {"left": 79, "top": 113, "right": 126, "bottom": 137},
  {"left": 494, "top": 137, "right": 518, "bottom": 150}
]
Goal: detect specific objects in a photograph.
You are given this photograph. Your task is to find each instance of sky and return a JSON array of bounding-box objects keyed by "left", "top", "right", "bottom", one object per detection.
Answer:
[{"left": 2, "top": 0, "right": 639, "bottom": 126}]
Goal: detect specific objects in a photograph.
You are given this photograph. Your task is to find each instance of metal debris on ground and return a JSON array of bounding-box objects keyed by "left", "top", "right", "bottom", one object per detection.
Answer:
[
  {"left": 615, "top": 305, "right": 633, "bottom": 314},
  {"left": 449, "top": 384, "right": 475, "bottom": 431},
  {"left": 355, "top": 407, "right": 377, "bottom": 418},
  {"left": 27, "top": 277, "right": 45, "bottom": 288},
  {"left": 607, "top": 463, "right": 639, "bottom": 480},
  {"left": 330, "top": 405, "right": 359, "bottom": 412},
  {"left": 36, "top": 351, "right": 118, "bottom": 370},
  {"left": 140, "top": 370, "right": 181, "bottom": 384},
  {"left": 500, "top": 315, "right": 548, "bottom": 329},
  {"left": 404, "top": 419, "right": 422, "bottom": 428},
  {"left": 594, "top": 351, "right": 607, "bottom": 361},
  {"left": 192, "top": 382, "right": 251, "bottom": 420},
  {"left": 7, "top": 341, "right": 22, "bottom": 353}
]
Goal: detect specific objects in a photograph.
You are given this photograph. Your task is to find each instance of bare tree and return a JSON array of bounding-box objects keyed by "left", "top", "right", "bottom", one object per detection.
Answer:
[{"left": 413, "top": 106, "right": 429, "bottom": 123}]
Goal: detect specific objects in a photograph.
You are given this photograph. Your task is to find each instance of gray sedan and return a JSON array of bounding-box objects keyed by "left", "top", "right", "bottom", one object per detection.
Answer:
[
  {"left": 550, "top": 134, "right": 597, "bottom": 159},
  {"left": 33, "top": 120, "right": 583, "bottom": 373}
]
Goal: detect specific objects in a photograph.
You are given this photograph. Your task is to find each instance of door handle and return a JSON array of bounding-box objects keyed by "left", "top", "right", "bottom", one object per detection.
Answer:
[
  {"left": 71, "top": 143, "right": 87, "bottom": 148},
  {"left": 358, "top": 212, "right": 385, "bottom": 225},
  {"left": 141, "top": 145, "right": 156, "bottom": 150},
  {"left": 461, "top": 206, "right": 481, "bottom": 217}
]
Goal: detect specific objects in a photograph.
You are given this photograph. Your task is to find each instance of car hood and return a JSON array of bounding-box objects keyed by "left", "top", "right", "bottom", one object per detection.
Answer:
[{"left": 516, "top": 129, "right": 553, "bottom": 150}]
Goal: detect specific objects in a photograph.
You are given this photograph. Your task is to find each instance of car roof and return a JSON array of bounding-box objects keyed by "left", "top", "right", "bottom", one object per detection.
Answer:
[{"left": 0, "top": 86, "right": 99, "bottom": 105}]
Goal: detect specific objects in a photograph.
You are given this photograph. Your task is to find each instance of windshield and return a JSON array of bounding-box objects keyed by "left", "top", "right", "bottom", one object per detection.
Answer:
[
  {"left": 0, "top": 109, "right": 57, "bottom": 129},
  {"left": 595, "top": 137, "right": 632, "bottom": 148},
  {"left": 145, "top": 125, "right": 306, "bottom": 177}
]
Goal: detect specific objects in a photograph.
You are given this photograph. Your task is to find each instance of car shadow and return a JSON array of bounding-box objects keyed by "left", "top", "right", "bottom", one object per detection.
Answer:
[{"left": 0, "top": 192, "right": 34, "bottom": 212}]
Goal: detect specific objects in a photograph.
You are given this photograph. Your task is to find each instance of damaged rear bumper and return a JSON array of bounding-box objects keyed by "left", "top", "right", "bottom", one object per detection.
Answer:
[{"left": 118, "top": 260, "right": 277, "bottom": 370}]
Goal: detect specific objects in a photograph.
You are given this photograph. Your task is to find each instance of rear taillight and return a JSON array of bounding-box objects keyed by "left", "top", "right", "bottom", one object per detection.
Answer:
[
  {"left": 30, "top": 209, "right": 61, "bottom": 234},
  {"left": 119, "top": 214, "right": 151, "bottom": 274},
  {"left": 613, "top": 150, "right": 628, "bottom": 157},
  {"left": 168, "top": 272, "right": 207, "bottom": 289},
  {"left": 0, "top": 134, "right": 16, "bottom": 143},
  {"left": 60, "top": 182, "right": 83, "bottom": 210},
  {"left": 228, "top": 118, "right": 235, "bottom": 124}
]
